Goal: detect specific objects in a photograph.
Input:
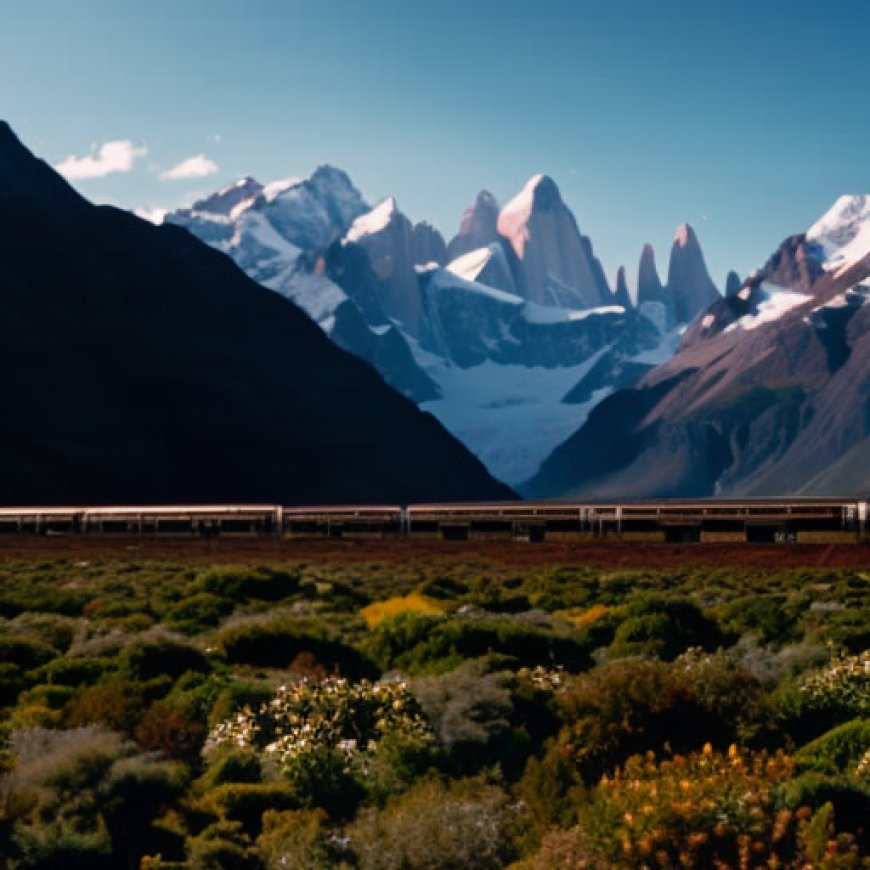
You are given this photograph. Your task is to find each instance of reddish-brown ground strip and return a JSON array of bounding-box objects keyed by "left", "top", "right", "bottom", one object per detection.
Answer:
[{"left": 0, "top": 535, "right": 869, "bottom": 570}]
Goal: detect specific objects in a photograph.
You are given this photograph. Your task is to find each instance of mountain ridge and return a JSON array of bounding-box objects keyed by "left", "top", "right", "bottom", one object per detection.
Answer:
[{"left": 0, "top": 122, "right": 513, "bottom": 505}]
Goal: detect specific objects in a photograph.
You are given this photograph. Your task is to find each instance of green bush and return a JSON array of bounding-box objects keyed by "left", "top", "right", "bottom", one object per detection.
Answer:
[
  {"left": 554, "top": 656, "right": 768, "bottom": 782},
  {"left": 8, "top": 826, "right": 114, "bottom": 869},
  {"left": 0, "top": 637, "right": 56, "bottom": 670},
  {"left": 165, "top": 593, "right": 234, "bottom": 633},
  {"left": 368, "top": 611, "right": 593, "bottom": 675},
  {"left": 255, "top": 808, "right": 334, "bottom": 870},
  {"left": 207, "top": 681, "right": 275, "bottom": 729},
  {"left": 118, "top": 636, "right": 211, "bottom": 682},
  {"left": 185, "top": 820, "right": 258, "bottom": 870},
  {"left": 18, "top": 684, "right": 75, "bottom": 711},
  {"left": 3, "top": 614, "right": 77, "bottom": 653},
  {"left": 197, "top": 567, "right": 300, "bottom": 602},
  {"left": 779, "top": 772, "right": 870, "bottom": 844},
  {"left": 716, "top": 595, "right": 801, "bottom": 646},
  {"left": 198, "top": 750, "right": 263, "bottom": 790},
  {"left": 794, "top": 719, "right": 870, "bottom": 776},
  {"left": 0, "top": 662, "right": 27, "bottom": 706},
  {"left": 609, "top": 595, "right": 724, "bottom": 661},
  {"left": 37, "top": 657, "right": 112, "bottom": 688},
  {"left": 775, "top": 651, "right": 870, "bottom": 745},
  {"left": 218, "top": 620, "right": 374, "bottom": 678},
  {"left": 100, "top": 756, "right": 188, "bottom": 866},
  {"left": 0, "top": 587, "right": 90, "bottom": 618},
  {"left": 200, "top": 783, "right": 298, "bottom": 837}
]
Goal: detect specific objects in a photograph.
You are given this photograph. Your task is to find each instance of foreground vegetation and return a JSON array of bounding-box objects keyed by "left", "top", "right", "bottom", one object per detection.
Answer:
[{"left": 0, "top": 547, "right": 869, "bottom": 868}]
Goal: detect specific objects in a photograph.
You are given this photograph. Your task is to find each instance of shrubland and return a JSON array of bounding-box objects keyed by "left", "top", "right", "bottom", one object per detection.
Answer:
[{"left": 0, "top": 548, "right": 868, "bottom": 867}]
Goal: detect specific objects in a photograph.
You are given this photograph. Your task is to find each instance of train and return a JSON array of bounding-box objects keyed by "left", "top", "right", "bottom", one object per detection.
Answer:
[{"left": 0, "top": 498, "right": 867, "bottom": 542}]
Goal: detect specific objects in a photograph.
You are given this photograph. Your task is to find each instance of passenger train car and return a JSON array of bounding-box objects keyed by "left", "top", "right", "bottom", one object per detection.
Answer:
[{"left": 0, "top": 498, "right": 866, "bottom": 542}]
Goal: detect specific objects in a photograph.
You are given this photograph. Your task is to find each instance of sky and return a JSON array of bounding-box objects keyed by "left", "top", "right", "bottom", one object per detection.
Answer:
[{"left": 1, "top": 0, "right": 868, "bottom": 293}]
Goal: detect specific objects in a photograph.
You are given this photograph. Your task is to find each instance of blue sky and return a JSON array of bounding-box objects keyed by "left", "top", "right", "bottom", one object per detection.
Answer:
[{"left": 2, "top": 0, "right": 868, "bottom": 292}]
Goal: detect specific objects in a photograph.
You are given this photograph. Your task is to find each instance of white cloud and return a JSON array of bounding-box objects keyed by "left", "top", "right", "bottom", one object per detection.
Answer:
[
  {"left": 160, "top": 154, "right": 219, "bottom": 181},
  {"left": 55, "top": 140, "right": 148, "bottom": 180}
]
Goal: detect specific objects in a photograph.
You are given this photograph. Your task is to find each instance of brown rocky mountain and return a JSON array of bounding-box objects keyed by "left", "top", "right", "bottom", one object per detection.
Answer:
[{"left": 524, "top": 197, "right": 870, "bottom": 498}]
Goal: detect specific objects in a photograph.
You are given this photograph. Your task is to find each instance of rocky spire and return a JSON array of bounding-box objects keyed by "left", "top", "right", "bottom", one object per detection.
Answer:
[
  {"left": 725, "top": 270, "right": 742, "bottom": 297},
  {"left": 412, "top": 221, "right": 448, "bottom": 266},
  {"left": 496, "top": 174, "right": 612, "bottom": 309},
  {"left": 666, "top": 223, "right": 720, "bottom": 324},
  {"left": 613, "top": 265, "right": 632, "bottom": 308},
  {"left": 637, "top": 244, "right": 665, "bottom": 308},
  {"left": 446, "top": 190, "right": 501, "bottom": 261}
]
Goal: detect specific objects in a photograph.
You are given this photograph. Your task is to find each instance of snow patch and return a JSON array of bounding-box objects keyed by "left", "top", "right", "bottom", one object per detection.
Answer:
[
  {"left": 265, "top": 272, "right": 348, "bottom": 333},
  {"left": 426, "top": 268, "right": 524, "bottom": 305},
  {"left": 447, "top": 246, "right": 493, "bottom": 283},
  {"left": 414, "top": 348, "right": 611, "bottom": 485},
  {"left": 807, "top": 194, "right": 870, "bottom": 273},
  {"left": 522, "top": 303, "right": 624, "bottom": 325},
  {"left": 345, "top": 197, "right": 397, "bottom": 243},
  {"left": 263, "top": 178, "right": 304, "bottom": 201},
  {"left": 725, "top": 284, "right": 812, "bottom": 332}
]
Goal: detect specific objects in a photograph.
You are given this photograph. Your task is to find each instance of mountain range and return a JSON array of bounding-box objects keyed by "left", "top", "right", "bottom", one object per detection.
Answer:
[
  {"left": 167, "top": 167, "right": 724, "bottom": 483},
  {"left": 525, "top": 195, "right": 870, "bottom": 497},
  {"left": 8, "top": 117, "right": 867, "bottom": 502},
  {"left": 0, "top": 121, "right": 511, "bottom": 505}
]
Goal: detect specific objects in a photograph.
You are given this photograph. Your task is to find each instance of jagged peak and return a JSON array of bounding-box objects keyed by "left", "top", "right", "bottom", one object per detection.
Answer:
[
  {"left": 638, "top": 243, "right": 662, "bottom": 280},
  {"left": 614, "top": 265, "right": 633, "bottom": 308},
  {"left": 455, "top": 189, "right": 500, "bottom": 238},
  {"left": 497, "top": 173, "right": 565, "bottom": 257},
  {"left": 474, "top": 189, "right": 498, "bottom": 208},
  {"left": 673, "top": 223, "right": 696, "bottom": 248},
  {"left": 310, "top": 163, "right": 357, "bottom": 187},
  {"left": 344, "top": 196, "right": 398, "bottom": 243},
  {"left": 191, "top": 176, "right": 263, "bottom": 216}
]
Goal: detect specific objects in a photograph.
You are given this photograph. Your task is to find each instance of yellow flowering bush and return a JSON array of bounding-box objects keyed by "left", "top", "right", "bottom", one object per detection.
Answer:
[
  {"left": 557, "top": 604, "right": 609, "bottom": 629},
  {"left": 580, "top": 745, "right": 796, "bottom": 867},
  {"left": 524, "top": 745, "right": 870, "bottom": 868},
  {"left": 360, "top": 592, "right": 447, "bottom": 629}
]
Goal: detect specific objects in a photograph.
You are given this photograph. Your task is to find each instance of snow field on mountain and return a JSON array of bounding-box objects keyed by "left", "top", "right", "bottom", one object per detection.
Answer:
[{"left": 417, "top": 349, "right": 612, "bottom": 485}]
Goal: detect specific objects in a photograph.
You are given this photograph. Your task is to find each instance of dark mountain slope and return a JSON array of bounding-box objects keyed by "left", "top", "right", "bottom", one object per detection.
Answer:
[{"left": 0, "top": 122, "right": 512, "bottom": 505}]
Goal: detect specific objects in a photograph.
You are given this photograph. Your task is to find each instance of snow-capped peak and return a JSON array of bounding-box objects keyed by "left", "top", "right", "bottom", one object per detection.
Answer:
[
  {"left": 262, "top": 177, "right": 304, "bottom": 202},
  {"left": 189, "top": 176, "right": 263, "bottom": 217},
  {"left": 497, "top": 173, "right": 547, "bottom": 258},
  {"left": 344, "top": 196, "right": 397, "bottom": 243},
  {"left": 806, "top": 194, "right": 870, "bottom": 275}
]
